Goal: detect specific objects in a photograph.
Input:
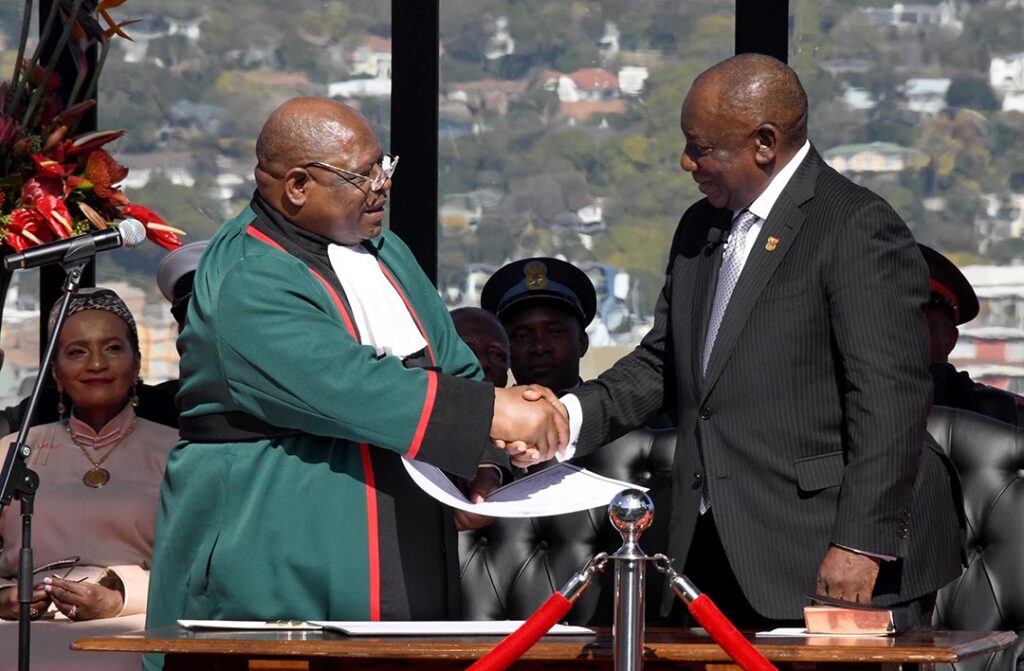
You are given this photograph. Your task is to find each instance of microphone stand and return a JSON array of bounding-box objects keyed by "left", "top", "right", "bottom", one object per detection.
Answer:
[{"left": 0, "top": 246, "right": 94, "bottom": 671}]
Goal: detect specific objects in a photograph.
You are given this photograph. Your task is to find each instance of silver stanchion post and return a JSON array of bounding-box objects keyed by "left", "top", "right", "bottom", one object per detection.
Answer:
[{"left": 607, "top": 488, "right": 655, "bottom": 671}]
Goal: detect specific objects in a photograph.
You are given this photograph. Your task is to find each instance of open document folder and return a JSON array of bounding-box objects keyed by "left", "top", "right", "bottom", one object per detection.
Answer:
[
  {"left": 401, "top": 458, "right": 647, "bottom": 517},
  {"left": 178, "top": 620, "right": 593, "bottom": 635}
]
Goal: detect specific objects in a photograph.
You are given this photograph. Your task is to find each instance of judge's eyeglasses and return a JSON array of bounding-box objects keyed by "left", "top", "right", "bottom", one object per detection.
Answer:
[{"left": 304, "top": 154, "right": 398, "bottom": 192}]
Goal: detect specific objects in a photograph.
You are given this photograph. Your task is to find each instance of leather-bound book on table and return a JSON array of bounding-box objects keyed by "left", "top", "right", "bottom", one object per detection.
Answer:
[{"left": 803, "top": 595, "right": 914, "bottom": 635}]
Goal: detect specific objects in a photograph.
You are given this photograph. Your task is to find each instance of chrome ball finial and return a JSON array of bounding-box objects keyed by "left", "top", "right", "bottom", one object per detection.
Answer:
[{"left": 608, "top": 488, "right": 654, "bottom": 541}]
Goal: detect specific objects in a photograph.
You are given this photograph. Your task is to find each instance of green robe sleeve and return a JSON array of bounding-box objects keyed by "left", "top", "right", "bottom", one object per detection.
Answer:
[{"left": 211, "top": 252, "right": 493, "bottom": 476}]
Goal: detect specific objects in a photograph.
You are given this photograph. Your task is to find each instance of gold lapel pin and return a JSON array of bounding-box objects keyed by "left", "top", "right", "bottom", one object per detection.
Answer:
[{"left": 765, "top": 236, "right": 779, "bottom": 252}]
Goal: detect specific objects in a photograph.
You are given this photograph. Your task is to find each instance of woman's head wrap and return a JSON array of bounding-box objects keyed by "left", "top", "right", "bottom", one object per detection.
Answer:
[{"left": 48, "top": 287, "right": 139, "bottom": 353}]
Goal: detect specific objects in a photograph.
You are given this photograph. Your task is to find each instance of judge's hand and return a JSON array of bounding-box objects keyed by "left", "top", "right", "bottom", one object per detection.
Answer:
[
  {"left": 520, "top": 384, "right": 565, "bottom": 410},
  {"left": 0, "top": 584, "right": 50, "bottom": 620},
  {"left": 815, "top": 545, "right": 881, "bottom": 604},
  {"left": 506, "top": 385, "right": 569, "bottom": 468},
  {"left": 44, "top": 576, "right": 124, "bottom": 621},
  {"left": 491, "top": 386, "right": 568, "bottom": 464},
  {"left": 454, "top": 465, "right": 502, "bottom": 531},
  {"left": 493, "top": 385, "right": 569, "bottom": 467}
]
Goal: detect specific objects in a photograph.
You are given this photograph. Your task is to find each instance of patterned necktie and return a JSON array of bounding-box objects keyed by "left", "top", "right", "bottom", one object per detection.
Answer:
[{"left": 702, "top": 209, "right": 758, "bottom": 375}]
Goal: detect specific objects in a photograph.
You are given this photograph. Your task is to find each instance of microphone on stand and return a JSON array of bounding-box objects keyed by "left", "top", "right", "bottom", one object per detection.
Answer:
[{"left": 3, "top": 218, "right": 147, "bottom": 271}]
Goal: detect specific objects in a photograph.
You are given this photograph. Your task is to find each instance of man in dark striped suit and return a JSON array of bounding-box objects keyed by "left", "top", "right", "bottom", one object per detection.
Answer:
[{"left": 552, "top": 54, "right": 963, "bottom": 626}]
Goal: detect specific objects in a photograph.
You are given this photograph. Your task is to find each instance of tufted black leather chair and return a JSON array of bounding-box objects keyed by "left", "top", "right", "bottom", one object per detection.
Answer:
[
  {"left": 459, "top": 427, "right": 676, "bottom": 625},
  {"left": 928, "top": 406, "right": 1024, "bottom": 671}
]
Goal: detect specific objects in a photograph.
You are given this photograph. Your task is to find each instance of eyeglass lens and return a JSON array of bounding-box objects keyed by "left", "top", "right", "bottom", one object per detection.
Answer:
[{"left": 371, "top": 155, "right": 398, "bottom": 191}]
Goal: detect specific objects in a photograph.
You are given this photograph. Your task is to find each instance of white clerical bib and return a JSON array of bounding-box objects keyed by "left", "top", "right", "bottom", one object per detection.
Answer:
[{"left": 327, "top": 243, "right": 428, "bottom": 358}]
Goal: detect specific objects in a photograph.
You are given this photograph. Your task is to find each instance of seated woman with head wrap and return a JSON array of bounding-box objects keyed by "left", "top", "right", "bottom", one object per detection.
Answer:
[{"left": 0, "top": 288, "right": 178, "bottom": 670}]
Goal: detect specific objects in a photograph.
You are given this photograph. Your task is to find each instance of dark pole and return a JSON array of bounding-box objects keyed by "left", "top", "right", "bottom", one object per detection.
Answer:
[
  {"left": 37, "top": 0, "right": 96, "bottom": 355},
  {"left": 735, "top": 0, "right": 789, "bottom": 61},
  {"left": 390, "top": 1, "right": 440, "bottom": 285}
]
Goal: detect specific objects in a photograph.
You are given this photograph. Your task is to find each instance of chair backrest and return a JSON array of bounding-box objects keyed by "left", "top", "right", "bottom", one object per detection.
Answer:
[
  {"left": 928, "top": 406, "right": 1024, "bottom": 671},
  {"left": 459, "top": 427, "right": 676, "bottom": 625}
]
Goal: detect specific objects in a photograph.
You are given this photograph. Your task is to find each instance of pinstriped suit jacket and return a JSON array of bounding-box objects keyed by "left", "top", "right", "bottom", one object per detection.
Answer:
[{"left": 573, "top": 148, "right": 963, "bottom": 619}]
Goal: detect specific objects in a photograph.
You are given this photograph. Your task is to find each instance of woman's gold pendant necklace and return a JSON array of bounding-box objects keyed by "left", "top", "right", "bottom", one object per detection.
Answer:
[
  {"left": 83, "top": 466, "right": 110, "bottom": 488},
  {"left": 65, "top": 417, "right": 138, "bottom": 488}
]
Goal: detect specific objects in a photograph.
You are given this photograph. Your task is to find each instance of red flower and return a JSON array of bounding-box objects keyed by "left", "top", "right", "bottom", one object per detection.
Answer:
[
  {"left": 120, "top": 203, "right": 184, "bottom": 250},
  {"left": 5, "top": 209, "right": 54, "bottom": 252},
  {"left": 37, "top": 90, "right": 64, "bottom": 127},
  {"left": 1, "top": 2, "right": 184, "bottom": 254},
  {"left": 54, "top": 99, "right": 96, "bottom": 127},
  {"left": 21, "top": 177, "right": 74, "bottom": 238},
  {"left": 23, "top": 60, "right": 61, "bottom": 91},
  {"left": 67, "top": 129, "right": 125, "bottom": 157},
  {"left": 82, "top": 149, "right": 129, "bottom": 204},
  {"left": 31, "top": 152, "right": 67, "bottom": 178},
  {"left": 36, "top": 195, "right": 75, "bottom": 238}
]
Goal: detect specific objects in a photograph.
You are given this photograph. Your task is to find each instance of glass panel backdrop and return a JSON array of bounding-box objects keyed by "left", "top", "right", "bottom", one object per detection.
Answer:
[
  {"left": 0, "top": 4, "right": 40, "bottom": 406},
  {"left": 790, "top": 0, "right": 1024, "bottom": 392},
  {"left": 437, "top": 0, "right": 734, "bottom": 376},
  {"left": 93, "top": 1, "right": 391, "bottom": 384}
]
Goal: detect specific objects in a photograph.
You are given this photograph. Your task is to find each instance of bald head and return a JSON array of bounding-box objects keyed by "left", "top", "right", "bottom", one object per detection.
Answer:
[
  {"left": 256, "top": 98, "right": 374, "bottom": 180},
  {"left": 694, "top": 54, "right": 808, "bottom": 151},
  {"left": 679, "top": 54, "right": 809, "bottom": 211},
  {"left": 253, "top": 97, "right": 390, "bottom": 244},
  {"left": 451, "top": 307, "right": 510, "bottom": 388}
]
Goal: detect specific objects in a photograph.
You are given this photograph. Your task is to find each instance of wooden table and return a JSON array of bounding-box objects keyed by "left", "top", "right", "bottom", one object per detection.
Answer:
[{"left": 73, "top": 626, "right": 1016, "bottom": 670}]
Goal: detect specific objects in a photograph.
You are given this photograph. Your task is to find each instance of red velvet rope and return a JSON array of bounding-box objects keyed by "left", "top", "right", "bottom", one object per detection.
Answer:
[
  {"left": 466, "top": 592, "right": 573, "bottom": 671},
  {"left": 688, "top": 594, "right": 778, "bottom": 671}
]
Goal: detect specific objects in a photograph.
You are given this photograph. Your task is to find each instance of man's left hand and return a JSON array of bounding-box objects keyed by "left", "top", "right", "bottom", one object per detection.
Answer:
[
  {"left": 815, "top": 546, "right": 881, "bottom": 604},
  {"left": 454, "top": 466, "right": 502, "bottom": 531}
]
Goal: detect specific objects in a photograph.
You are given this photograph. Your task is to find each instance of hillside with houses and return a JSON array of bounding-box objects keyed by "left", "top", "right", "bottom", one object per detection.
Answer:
[{"left": 3, "top": 0, "right": 1024, "bottom": 380}]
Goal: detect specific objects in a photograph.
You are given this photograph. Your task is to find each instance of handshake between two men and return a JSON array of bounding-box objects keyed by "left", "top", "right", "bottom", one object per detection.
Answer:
[
  {"left": 491, "top": 385, "right": 568, "bottom": 468},
  {"left": 450, "top": 385, "right": 568, "bottom": 532}
]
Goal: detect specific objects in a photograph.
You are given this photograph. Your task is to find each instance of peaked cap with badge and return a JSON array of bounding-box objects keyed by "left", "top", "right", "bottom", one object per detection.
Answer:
[{"left": 480, "top": 257, "right": 597, "bottom": 328}]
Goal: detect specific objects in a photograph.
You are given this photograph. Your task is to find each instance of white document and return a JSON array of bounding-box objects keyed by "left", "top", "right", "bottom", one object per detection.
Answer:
[
  {"left": 178, "top": 620, "right": 321, "bottom": 630},
  {"left": 401, "top": 458, "right": 646, "bottom": 517},
  {"left": 309, "top": 620, "right": 593, "bottom": 636}
]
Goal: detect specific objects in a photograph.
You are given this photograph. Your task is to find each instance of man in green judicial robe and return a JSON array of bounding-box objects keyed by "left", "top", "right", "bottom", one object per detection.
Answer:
[{"left": 145, "top": 99, "right": 565, "bottom": 653}]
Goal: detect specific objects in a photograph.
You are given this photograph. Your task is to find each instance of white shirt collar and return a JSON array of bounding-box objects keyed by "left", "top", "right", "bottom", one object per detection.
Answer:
[{"left": 745, "top": 140, "right": 811, "bottom": 222}]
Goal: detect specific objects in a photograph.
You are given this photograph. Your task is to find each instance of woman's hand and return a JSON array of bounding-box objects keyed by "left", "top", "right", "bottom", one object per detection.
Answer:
[
  {"left": 43, "top": 576, "right": 124, "bottom": 621},
  {"left": 0, "top": 584, "right": 51, "bottom": 620}
]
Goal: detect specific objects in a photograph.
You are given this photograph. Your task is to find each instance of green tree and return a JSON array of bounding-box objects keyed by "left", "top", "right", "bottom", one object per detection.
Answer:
[
  {"left": 915, "top": 109, "right": 994, "bottom": 193},
  {"left": 946, "top": 77, "right": 999, "bottom": 113},
  {"left": 960, "top": 5, "right": 1024, "bottom": 70}
]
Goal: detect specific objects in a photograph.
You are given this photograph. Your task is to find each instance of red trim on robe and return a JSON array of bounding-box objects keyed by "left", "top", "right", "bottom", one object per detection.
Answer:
[
  {"left": 406, "top": 371, "right": 437, "bottom": 460},
  {"left": 246, "top": 223, "right": 380, "bottom": 619},
  {"left": 245, "top": 225, "right": 282, "bottom": 250},
  {"left": 307, "top": 269, "right": 359, "bottom": 339},
  {"left": 378, "top": 263, "right": 437, "bottom": 366},
  {"left": 359, "top": 443, "right": 382, "bottom": 621},
  {"left": 377, "top": 262, "right": 439, "bottom": 458},
  {"left": 245, "top": 225, "right": 359, "bottom": 337}
]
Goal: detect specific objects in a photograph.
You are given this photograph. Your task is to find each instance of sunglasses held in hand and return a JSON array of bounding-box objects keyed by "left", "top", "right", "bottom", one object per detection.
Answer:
[{"left": 32, "top": 556, "right": 80, "bottom": 580}]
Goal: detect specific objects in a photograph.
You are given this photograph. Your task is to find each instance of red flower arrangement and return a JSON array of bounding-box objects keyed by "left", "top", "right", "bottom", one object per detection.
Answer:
[{"left": 0, "top": 0, "right": 184, "bottom": 254}]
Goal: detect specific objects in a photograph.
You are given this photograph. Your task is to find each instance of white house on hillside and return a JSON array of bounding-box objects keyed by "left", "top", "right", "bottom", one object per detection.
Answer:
[
  {"left": 904, "top": 78, "right": 950, "bottom": 116},
  {"left": 990, "top": 52, "right": 1024, "bottom": 113},
  {"left": 823, "top": 142, "right": 927, "bottom": 174}
]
